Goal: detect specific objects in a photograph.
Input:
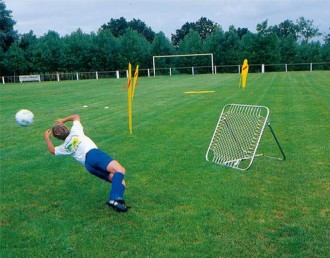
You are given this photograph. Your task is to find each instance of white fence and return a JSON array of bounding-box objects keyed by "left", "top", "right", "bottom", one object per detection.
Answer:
[{"left": 1, "top": 62, "right": 329, "bottom": 84}]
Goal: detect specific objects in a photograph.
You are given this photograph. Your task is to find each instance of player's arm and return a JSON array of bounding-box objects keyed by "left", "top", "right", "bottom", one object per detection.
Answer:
[
  {"left": 55, "top": 114, "right": 80, "bottom": 124},
  {"left": 44, "top": 129, "right": 55, "bottom": 154}
]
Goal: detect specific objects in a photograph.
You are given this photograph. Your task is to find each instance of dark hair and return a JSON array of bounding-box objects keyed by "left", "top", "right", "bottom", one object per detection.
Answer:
[{"left": 52, "top": 124, "right": 70, "bottom": 140}]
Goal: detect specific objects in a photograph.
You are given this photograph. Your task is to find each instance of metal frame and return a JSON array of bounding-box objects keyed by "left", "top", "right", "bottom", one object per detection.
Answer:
[{"left": 206, "top": 104, "right": 285, "bottom": 171}]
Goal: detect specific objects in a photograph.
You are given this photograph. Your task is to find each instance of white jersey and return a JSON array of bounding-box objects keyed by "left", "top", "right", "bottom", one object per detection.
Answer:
[{"left": 54, "top": 120, "right": 97, "bottom": 165}]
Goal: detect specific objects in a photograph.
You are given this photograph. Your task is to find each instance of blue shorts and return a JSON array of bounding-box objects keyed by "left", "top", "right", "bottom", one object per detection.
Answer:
[{"left": 85, "top": 149, "right": 113, "bottom": 181}]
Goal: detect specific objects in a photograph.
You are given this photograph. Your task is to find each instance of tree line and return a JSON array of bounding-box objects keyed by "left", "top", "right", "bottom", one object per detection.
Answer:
[{"left": 1, "top": 2, "right": 329, "bottom": 77}]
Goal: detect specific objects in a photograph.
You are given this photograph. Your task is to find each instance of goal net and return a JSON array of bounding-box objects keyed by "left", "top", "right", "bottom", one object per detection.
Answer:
[
  {"left": 206, "top": 104, "right": 285, "bottom": 171},
  {"left": 152, "top": 53, "right": 214, "bottom": 76}
]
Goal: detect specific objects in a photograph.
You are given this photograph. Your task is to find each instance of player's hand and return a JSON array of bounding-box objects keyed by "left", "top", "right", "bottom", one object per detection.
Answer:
[
  {"left": 44, "top": 129, "right": 52, "bottom": 138},
  {"left": 55, "top": 118, "right": 64, "bottom": 124}
]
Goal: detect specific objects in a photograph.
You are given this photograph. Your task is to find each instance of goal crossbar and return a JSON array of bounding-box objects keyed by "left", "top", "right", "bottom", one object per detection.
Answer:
[
  {"left": 152, "top": 53, "right": 214, "bottom": 76},
  {"left": 205, "top": 104, "right": 286, "bottom": 171}
]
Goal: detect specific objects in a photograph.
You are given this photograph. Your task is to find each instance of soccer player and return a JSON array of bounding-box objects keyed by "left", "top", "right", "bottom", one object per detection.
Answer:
[{"left": 44, "top": 114, "right": 128, "bottom": 212}]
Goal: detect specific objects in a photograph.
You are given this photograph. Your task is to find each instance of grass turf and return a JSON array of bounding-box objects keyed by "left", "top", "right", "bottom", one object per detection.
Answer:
[{"left": 0, "top": 71, "right": 329, "bottom": 257}]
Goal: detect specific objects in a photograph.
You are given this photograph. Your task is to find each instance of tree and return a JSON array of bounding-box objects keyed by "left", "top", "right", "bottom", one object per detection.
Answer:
[
  {"left": 100, "top": 17, "right": 156, "bottom": 42},
  {"left": 256, "top": 20, "right": 272, "bottom": 36},
  {"left": 176, "top": 30, "right": 205, "bottom": 73},
  {"left": 62, "top": 29, "right": 94, "bottom": 72},
  {"left": 238, "top": 32, "right": 257, "bottom": 63},
  {"left": 236, "top": 27, "right": 250, "bottom": 40},
  {"left": 150, "top": 32, "right": 175, "bottom": 71},
  {"left": 3, "top": 42, "right": 27, "bottom": 75},
  {"left": 321, "top": 40, "right": 330, "bottom": 64},
  {"left": 279, "top": 36, "right": 299, "bottom": 63},
  {"left": 296, "top": 17, "right": 321, "bottom": 43},
  {"left": 298, "top": 42, "right": 322, "bottom": 63},
  {"left": 1, "top": 14, "right": 330, "bottom": 76},
  {"left": 221, "top": 25, "right": 240, "bottom": 65},
  {"left": 194, "top": 17, "right": 220, "bottom": 40},
  {"left": 171, "top": 17, "right": 219, "bottom": 46},
  {"left": 203, "top": 27, "right": 225, "bottom": 65},
  {"left": 33, "top": 31, "right": 63, "bottom": 73},
  {"left": 93, "top": 29, "right": 120, "bottom": 71},
  {"left": 100, "top": 17, "right": 128, "bottom": 37},
  {"left": 171, "top": 22, "right": 194, "bottom": 47},
  {"left": 151, "top": 32, "right": 174, "bottom": 56},
  {"left": 323, "top": 28, "right": 330, "bottom": 65},
  {"left": 255, "top": 20, "right": 281, "bottom": 65},
  {"left": 19, "top": 31, "right": 38, "bottom": 73},
  {"left": 119, "top": 29, "right": 151, "bottom": 69},
  {"left": 128, "top": 18, "right": 155, "bottom": 42},
  {"left": 273, "top": 19, "right": 298, "bottom": 41},
  {"left": 323, "top": 28, "right": 330, "bottom": 44},
  {"left": 0, "top": 45, "right": 4, "bottom": 75},
  {"left": 0, "top": 1, "right": 17, "bottom": 52},
  {"left": 178, "top": 30, "right": 203, "bottom": 54}
]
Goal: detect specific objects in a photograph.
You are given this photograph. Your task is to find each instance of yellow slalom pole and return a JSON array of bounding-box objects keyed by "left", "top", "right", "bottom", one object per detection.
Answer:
[
  {"left": 240, "top": 59, "right": 249, "bottom": 90},
  {"left": 128, "top": 63, "right": 133, "bottom": 134},
  {"left": 132, "top": 65, "right": 139, "bottom": 100}
]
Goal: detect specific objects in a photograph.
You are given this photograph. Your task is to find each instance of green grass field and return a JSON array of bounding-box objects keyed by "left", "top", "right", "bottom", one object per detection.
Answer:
[{"left": 1, "top": 72, "right": 329, "bottom": 257}]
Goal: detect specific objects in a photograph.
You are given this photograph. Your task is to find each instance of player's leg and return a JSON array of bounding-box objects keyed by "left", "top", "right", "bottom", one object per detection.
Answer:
[
  {"left": 86, "top": 164, "right": 128, "bottom": 212},
  {"left": 85, "top": 149, "right": 128, "bottom": 212},
  {"left": 106, "top": 160, "right": 127, "bottom": 207},
  {"left": 106, "top": 160, "right": 126, "bottom": 186},
  {"left": 108, "top": 173, "right": 126, "bottom": 186},
  {"left": 86, "top": 166, "right": 111, "bottom": 182}
]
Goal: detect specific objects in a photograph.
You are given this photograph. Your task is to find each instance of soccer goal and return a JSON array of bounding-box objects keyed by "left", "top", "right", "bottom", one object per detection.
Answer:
[
  {"left": 152, "top": 53, "right": 214, "bottom": 77},
  {"left": 205, "top": 104, "right": 286, "bottom": 171}
]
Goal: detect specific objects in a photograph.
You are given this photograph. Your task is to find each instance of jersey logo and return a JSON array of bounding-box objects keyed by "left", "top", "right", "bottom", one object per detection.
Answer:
[
  {"left": 66, "top": 137, "right": 80, "bottom": 152},
  {"left": 72, "top": 138, "right": 79, "bottom": 149}
]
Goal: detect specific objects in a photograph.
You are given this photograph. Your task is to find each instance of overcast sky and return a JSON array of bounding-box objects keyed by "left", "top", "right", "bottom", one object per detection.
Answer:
[{"left": 4, "top": 0, "right": 329, "bottom": 39}]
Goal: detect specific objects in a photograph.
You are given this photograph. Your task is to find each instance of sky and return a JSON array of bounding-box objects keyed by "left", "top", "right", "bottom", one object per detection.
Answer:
[{"left": 4, "top": 0, "right": 330, "bottom": 39}]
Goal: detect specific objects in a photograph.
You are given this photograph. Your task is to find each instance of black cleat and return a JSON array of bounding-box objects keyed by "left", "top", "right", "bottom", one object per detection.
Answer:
[{"left": 107, "top": 199, "right": 128, "bottom": 212}]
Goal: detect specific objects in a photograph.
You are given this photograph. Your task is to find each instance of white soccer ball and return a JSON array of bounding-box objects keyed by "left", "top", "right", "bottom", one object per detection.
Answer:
[{"left": 15, "top": 109, "right": 34, "bottom": 126}]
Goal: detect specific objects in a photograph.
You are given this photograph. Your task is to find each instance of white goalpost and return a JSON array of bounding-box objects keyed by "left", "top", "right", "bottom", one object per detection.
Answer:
[{"left": 152, "top": 53, "right": 214, "bottom": 77}]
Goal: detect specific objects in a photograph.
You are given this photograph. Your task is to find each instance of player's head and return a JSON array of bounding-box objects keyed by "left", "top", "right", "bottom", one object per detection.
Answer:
[{"left": 52, "top": 124, "right": 70, "bottom": 140}]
